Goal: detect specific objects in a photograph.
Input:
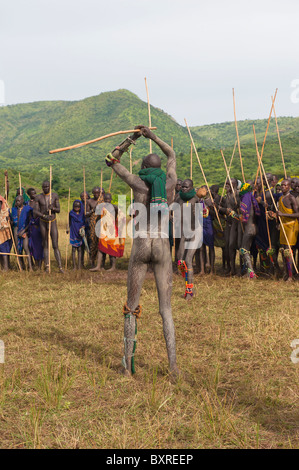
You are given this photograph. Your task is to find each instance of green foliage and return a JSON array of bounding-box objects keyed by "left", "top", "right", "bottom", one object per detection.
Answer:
[{"left": 0, "top": 89, "right": 298, "bottom": 200}]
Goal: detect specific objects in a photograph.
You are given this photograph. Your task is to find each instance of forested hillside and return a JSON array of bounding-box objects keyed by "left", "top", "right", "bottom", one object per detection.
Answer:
[{"left": 0, "top": 89, "right": 298, "bottom": 199}]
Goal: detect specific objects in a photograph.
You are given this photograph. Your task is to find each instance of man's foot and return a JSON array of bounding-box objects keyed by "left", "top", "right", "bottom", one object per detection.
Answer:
[
  {"left": 106, "top": 266, "right": 116, "bottom": 272},
  {"left": 59, "top": 267, "right": 64, "bottom": 274},
  {"left": 184, "top": 293, "right": 193, "bottom": 301},
  {"left": 169, "top": 366, "right": 181, "bottom": 383},
  {"left": 89, "top": 266, "right": 103, "bottom": 272},
  {"left": 120, "top": 368, "right": 132, "bottom": 377}
]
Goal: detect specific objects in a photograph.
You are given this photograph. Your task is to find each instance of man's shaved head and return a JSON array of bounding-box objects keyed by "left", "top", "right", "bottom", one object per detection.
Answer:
[{"left": 141, "top": 153, "right": 161, "bottom": 169}]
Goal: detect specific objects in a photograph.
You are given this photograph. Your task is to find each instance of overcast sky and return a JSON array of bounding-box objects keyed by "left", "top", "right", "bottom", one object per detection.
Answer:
[{"left": 1, "top": 0, "right": 299, "bottom": 125}]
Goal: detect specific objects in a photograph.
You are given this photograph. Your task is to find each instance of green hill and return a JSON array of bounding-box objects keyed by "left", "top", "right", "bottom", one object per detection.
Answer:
[{"left": 0, "top": 89, "right": 298, "bottom": 199}]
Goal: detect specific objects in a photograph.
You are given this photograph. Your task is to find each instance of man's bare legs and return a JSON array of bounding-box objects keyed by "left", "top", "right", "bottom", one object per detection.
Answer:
[
  {"left": 122, "top": 237, "right": 179, "bottom": 379},
  {"left": 123, "top": 238, "right": 149, "bottom": 375}
]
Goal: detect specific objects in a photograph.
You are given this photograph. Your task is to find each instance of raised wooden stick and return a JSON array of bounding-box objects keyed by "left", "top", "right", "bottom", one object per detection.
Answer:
[
  {"left": 253, "top": 124, "right": 271, "bottom": 249},
  {"left": 254, "top": 88, "right": 278, "bottom": 185},
  {"left": 171, "top": 137, "right": 173, "bottom": 149},
  {"left": 100, "top": 168, "right": 103, "bottom": 197},
  {"left": 185, "top": 118, "right": 223, "bottom": 231},
  {"left": 190, "top": 143, "right": 193, "bottom": 180},
  {"left": 49, "top": 127, "right": 157, "bottom": 154},
  {"left": 258, "top": 151, "right": 298, "bottom": 274},
  {"left": 144, "top": 77, "right": 152, "bottom": 153},
  {"left": 220, "top": 141, "right": 237, "bottom": 205},
  {"left": 65, "top": 187, "right": 70, "bottom": 270},
  {"left": 48, "top": 165, "right": 52, "bottom": 274},
  {"left": 232, "top": 88, "right": 246, "bottom": 183},
  {"left": 271, "top": 96, "right": 287, "bottom": 179}
]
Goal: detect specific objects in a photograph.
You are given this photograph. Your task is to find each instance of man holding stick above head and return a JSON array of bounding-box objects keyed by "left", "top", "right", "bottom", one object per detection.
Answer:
[
  {"left": 105, "top": 125, "right": 179, "bottom": 380},
  {"left": 33, "top": 180, "right": 63, "bottom": 273},
  {"left": 269, "top": 179, "right": 299, "bottom": 281}
]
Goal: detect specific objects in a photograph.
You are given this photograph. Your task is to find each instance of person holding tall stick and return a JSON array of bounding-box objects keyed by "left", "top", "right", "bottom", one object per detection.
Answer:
[
  {"left": 269, "top": 180, "right": 299, "bottom": 281},
  {"left": 65, "top": 187, "right": 71, "bottom": 270},
  {"left": 33, "top": 180, "right": 63, "bottom": 273},
  {"left": 88, "top": 186, "right": 105, "bottom": 267},
  {"left": 48, "top": 166, "right": 52, "bottom": 273},
  {"left": 253, "top": 125, "right": 280, "bottom": 276},
  {"left": 238, "top": 181, "right": 261, "bottom": 279},
  {"left": 218, "top": 177, "right": 241, "bottom": 276},
  {"left": 27, "top": 188, "right": 44, "bottom": 270},
  {"left": 11, "top": 195, "right": 33, "bottom": 271},
  {"left": 0, "top": 172, "right": 12, "bottom": 271},
  {"left": 2, "top": 171, "right": 23, "bottom": 271}
]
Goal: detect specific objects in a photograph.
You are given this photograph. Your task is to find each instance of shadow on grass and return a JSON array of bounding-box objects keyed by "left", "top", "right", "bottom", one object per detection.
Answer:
[{"left": 7, "top": 326, "right": 120, "bottom": 367}]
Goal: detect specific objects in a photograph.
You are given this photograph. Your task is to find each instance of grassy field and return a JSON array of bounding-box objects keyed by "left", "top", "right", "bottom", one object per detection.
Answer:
[{"left": 0, "top": 226, "right": 298, "bottom": 449}]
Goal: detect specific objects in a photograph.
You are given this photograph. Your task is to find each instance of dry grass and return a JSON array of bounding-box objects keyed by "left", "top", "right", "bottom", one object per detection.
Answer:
[{"left": 0, "top": 229, "right": 298, "bottom": 449}]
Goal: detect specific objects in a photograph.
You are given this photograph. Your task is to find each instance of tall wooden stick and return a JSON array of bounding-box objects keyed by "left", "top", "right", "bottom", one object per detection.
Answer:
[
  {"left": 184, "top": 118, "right": 223, "bottom": 231},
  {"left": 100, "top": 168, "right": 103, "bottom": 197},
  {"left": 0, "top": 252, "right": 29, "bottom": 258},
  {"left": 83, "top": 166, "right": 86, "bottom": 215},
  {"left": 254, "top": 88, "right": 278, "bottom": 185},
  {"left": 129, "top": 148, "right": 133, "bottom": 248},
  {"left": 190, "top": 144, "right": 193, "bottom": 180},
  {"left": 19, "top": 173, "right": 22, "bottom": 196},
  {"left": 258, "top": 151, "right": 298, "bottom": 274},
  {"left": 221, "top": 148, "right": 244, "bottom": 234},
  {"left": 253, "top": 125, "right": 271, "bottom": 249},
  {"left": 4, "top": 170, "right": 8, "bottom": 202},
  {"left": 108, "top": 169, "right": 113, "bottom": 193},
  {"left": 48, "top": 165, "right": 52, "bottom": 274},
  {"left": 271, "top": 96, "right": 287, "bottom": 179},
  {"left": 65, "top": 187, "right": 70, "bottom": 270},
  {"left": 232, "top": 88, "right": 246, "bottom": 183},
  {"left": 144, "top": 77, "right": 152, "bottom": 153},
  {"left": 220, "top": 141, "right": 237, "bottom": 205},
  {"left": 49, "top": 127, "right": 157, "bottom": 154},
  {"left": 171, "top": 138, "right": 173, "bottom": 149},
  {"left": 7, "top": 222, "right": 22, "bottom": 271},
  {"left": 220, "top": 150, "right": 238, "bottom": 207},
  {"left": 2, "top": 172, "right": 21, "bottom": 271}
]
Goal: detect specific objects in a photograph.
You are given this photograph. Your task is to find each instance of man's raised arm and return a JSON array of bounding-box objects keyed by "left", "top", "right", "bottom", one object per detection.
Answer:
[{"left": 105, "top": 127, "right": 147, "bottom": 192}]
